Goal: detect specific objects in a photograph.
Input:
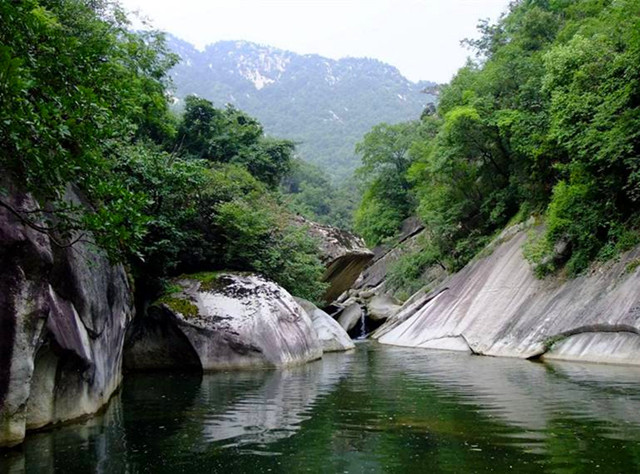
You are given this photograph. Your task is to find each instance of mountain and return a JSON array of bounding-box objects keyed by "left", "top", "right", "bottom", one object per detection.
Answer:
[{"left": 167, "top": 36, "right": 436, "bottom": 180}]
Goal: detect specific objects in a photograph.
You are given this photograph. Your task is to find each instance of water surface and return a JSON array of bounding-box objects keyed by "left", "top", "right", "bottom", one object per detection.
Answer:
[{"left": 4, "top": 342, "right": 640, "bottom": 473}]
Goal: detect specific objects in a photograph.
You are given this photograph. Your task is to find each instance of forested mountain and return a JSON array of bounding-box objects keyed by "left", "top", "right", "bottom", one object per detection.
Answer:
[{"left": 167, "top": 36, "right": 436, "bottom": 180}]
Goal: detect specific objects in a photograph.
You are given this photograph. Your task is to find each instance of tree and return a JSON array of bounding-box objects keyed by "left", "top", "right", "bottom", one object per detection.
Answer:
[
  {"left": 354, "top": 119, "right": 439, "bottom": 246},
  {"left": 176, "top": 96, "right": 293, "bottom": 187},
  {"left": 0, "top": 0, "right": 177, "bottom": 259}
]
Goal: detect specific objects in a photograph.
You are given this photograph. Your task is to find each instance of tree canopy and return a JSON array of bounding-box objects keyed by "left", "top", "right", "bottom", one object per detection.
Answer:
[
  {"left": 355, "top": 0, "right": 640, "bottom": 295},
  {"left": 0, "top": 0, "right": 326, "bottom": 303}
]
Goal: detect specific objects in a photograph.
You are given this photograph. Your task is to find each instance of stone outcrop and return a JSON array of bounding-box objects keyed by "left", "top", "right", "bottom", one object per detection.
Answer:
[
  {"left": 295, "top": 298, "right": 355, "bottom": 352},
  {"left": 327, "top": 216, "right": 440, "bottom": 339},
  {"left": 375, "top": 222, "right": 640, "bottom": 366},
  {"left": 336, "top": 303, "right": 363, "bottom": 333},
  {"left": 0, "top": 184, "right": 133, "bottom": 448},
  {"left": 354, "top": 216, "right": 426, "bottom": 293},
  {"left": 294, "top": 216, "right": 373, "bottom": 304},
  {"left": 367, "top": 294, "right": 402, "bottom": 321},
  {"left": 330, "top": 293, "right": 400, "bottom": 339},
  {"left": 124, "top": 273, "right": 323, "bottom": 371}
]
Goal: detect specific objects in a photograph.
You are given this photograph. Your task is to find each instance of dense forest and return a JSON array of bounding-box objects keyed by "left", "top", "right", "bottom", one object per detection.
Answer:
[
  {"left": 0, "top": 0, "right": 328, "bottom": 303},
  {"left": 2, "top": 0, "right": 640, "bottom": 307},
  {"left": 355, "top": 0, "right": 640, "bottom": 294}
]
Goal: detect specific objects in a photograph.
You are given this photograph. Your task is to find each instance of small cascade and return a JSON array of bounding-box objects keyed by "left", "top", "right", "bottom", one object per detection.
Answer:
[{"left": 357, "top": 306, "right": 368, "bottom": 340}]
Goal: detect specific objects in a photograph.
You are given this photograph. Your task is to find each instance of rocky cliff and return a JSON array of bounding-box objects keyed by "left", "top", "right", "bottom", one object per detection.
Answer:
[
  {"left": 375, "top": 223, "right": 640, "bottom": 366},
  {"left": 0, "top": 184, "right": 133, "bottom": 448}
]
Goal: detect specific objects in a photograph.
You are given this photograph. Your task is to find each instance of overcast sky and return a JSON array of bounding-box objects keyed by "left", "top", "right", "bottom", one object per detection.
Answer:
[{"left": 119, "top": 0, "right": 511, "bottom": 83}]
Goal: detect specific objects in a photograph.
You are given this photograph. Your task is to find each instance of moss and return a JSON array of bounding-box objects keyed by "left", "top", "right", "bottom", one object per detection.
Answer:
[
  {"left": 625, "top": 258, "right": 640, "bottom": 275},
  {"left": 543, "top": 334, "right": 567, "bottom": 350},
  {"left": 157, "top": 296, "right": 199, "bottom": 319},
  {"left": 163, "top": 283, "right": 182, "bottom": 295},
  {"left": 178, "top": 270, "right": 254, "bottom": 291}
]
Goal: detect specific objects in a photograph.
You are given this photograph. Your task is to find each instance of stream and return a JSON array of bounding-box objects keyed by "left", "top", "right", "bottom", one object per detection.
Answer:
[{"left": 3, "top": 342, "right": 640, "bottom": 473}]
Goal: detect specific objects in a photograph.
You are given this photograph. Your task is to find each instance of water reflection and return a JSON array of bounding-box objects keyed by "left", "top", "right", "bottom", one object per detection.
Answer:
[
  {"left": 378, "top": 347, "right": 640, "bottom": 433},
  {"left": 4, "top": 343, "right": 640, "bottom": 473},
  {"left": 198, "top": 351, "right": 355, "bottom": 446}
]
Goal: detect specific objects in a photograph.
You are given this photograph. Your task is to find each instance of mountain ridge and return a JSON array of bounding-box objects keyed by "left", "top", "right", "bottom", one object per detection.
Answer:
[{"left": 167, "top": 36, "right": 436, "bottom": 180}]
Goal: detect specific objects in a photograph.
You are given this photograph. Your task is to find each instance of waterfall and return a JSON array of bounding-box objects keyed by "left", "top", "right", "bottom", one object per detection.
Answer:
[{"left": 357, "top": 307, "right": 368, "bottom": 340}]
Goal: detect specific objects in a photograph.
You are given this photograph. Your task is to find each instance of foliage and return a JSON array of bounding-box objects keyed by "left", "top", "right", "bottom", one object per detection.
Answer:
[
  {"left": 177, "top": 96, "right": 293, "bottom": 187},
  {"left": 386, "top": 241, "right": 443, "bottom": 301},
  {"left": 281, "top": 158, "right": 359, "bottom": 231},
  {"left": 167, "top": 37, "right": 437, "bottom": 181},
  {"left": 356, "top": 0, "right": 640, "bottom": 283},
  {"left": 115, "top": 145, "right": 326, "bottom": 301},
  {"left": 0, "top": 0, "right": 177, "bottom": 259},
  {"left": 215, "top": 201, "right": 328, "bottom": 303},
  {"left": 354, "top": 119, "right": 439, "bottom": 246},
  {"left": 0, "top": 1, "right": 328, "bottom": 303}
]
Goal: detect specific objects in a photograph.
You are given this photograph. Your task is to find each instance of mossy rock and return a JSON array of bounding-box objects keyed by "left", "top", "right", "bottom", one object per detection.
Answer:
[
  {"left": 625, "top": 258, "right": 640, "bottom": 275},
  {"left": 177, "top": 270, "right": 255, "bottom": 292},
  {"left": 156, "top": 295, "right": 199, "bottom": 319}
]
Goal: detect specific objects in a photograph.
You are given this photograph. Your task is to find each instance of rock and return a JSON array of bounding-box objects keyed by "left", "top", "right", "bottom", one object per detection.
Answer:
[
  {"left": 295, "top": 298, "right": 355, "bottom": 352},
  {"left": 354, "top": 216, "right": 428, "bottom": 292},
  {"left": 294, "top": 216, "right": 373, "bottom": 304},
  {"left": 0, "top": 183, "right": 133, "bottom": 448},
  {"left": 366, "top": 294, "right": 402, "bottom": 321},
  {"left": 125, "top": 273, "right": 323, "bottom": 371},
  {"left": 376, "top": 223, "right": 640, "bottom": 366},
  {"left": 336, "top": 303, "right": 364, "bottom": 333}
]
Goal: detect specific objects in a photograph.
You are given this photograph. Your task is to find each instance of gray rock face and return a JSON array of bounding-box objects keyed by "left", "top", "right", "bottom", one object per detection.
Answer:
[
  {"left": 0, "top": 184, "right": 133, "bottom": 448},
  {"left": 354, "top": 216, "right": 429, "bottom": 292},
  {"left": 295, "top": 298, "right": 355, "bottom": 352},
  {"left": 366, "top": 295, "right": 401, "bottom": 321},
  {"left": 336, "top": 303, "right": 364, "bottom": 333},
  {"left": 376, "top": 224, "right": 640, "bottom": 366},
  {"left": 294, "top": 216, "right": 373, "bottom": 303},
  {"left": 125, "top": 273, "right": 323, "bottom": 371}
]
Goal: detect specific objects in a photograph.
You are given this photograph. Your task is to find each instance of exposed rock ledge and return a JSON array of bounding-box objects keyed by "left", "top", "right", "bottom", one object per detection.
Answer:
[
  {"left": 0, "top": 184, "right": 133, "bottom": 448},
  {"left": 124, "top": 273, "right": 323, "bottom": 371},
  {"left": 374, "top": 224, "right": 640, "bottom": 366},
  {"left": 294, "top": 216, "right": 373, "bottom": 304}
]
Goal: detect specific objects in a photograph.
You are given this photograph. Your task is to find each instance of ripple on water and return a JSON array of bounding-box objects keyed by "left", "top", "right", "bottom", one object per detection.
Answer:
[{"left": 5, "top": 343, "right": 640, "bottom": 473}]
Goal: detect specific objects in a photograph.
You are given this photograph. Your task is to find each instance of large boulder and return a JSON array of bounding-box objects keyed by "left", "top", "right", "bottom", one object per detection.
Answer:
[
  {"left": 375, "top": 222, "right": 640, "bottom": 366},
  {"left": 124, "top": 273, "right": 323, "bottom": 371},
  {"left": 294, "top": 298, "right": 355, "bottom": 352},
  {"left": 366, "top": 294, "right": 402, "bottom": 321},
  {"left": 295, "top": 216, "right": 373, "bottom": 304},
  {"left": 336, "top": 303, "right": 364, "bottom": 334},
  {"left": 0, "top": 184, "right": 133, "bottom": 448}
]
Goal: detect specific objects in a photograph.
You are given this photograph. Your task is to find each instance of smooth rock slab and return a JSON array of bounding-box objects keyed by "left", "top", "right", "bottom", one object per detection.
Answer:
[
  {"left": 125, "top": 273, "right": 323, "bottom": 371},
  {"left": 295, "top": 298, "right": 355, "bottom": 352},
  {"left": 376, "top": 223, "right": 640, "bottom": 366}
]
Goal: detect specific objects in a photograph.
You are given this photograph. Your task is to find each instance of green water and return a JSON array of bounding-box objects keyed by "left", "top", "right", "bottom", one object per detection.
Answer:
[{"left": 4, "top": 342, "right": 640, "bottom": 473}]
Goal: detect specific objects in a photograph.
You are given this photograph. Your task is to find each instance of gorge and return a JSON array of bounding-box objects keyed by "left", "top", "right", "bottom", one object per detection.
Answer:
[{"left": 2, "top": 0, "right": 640, "bottom": 472}]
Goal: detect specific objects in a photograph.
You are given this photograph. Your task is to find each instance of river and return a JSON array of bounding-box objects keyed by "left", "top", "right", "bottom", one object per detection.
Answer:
[{"left": 3, "top": 342, "right": 640, "bottom": 473}]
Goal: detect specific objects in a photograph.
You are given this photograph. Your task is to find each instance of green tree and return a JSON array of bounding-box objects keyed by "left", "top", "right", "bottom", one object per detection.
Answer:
[
  {"left": 354, "top": 120, "right": 438, "bottom": 245},
  {"left": 0, "top": 0, "right": 177, "bottom": 259},
  {"left": 176, "top": 96, "right": 293, "bottom": 187}
]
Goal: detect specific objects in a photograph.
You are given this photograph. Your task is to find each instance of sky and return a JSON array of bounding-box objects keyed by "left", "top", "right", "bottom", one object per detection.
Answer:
[{"left": 118, "top": 0, "right": 511, "bottom": 84}]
